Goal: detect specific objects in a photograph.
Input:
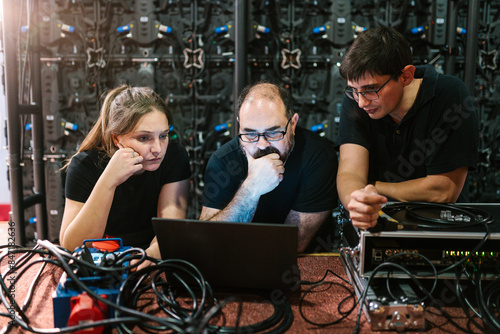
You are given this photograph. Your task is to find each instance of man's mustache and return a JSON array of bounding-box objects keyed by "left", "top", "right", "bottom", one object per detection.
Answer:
[{"left": 253, "top": 146, "right": 281, "bottom": 159}]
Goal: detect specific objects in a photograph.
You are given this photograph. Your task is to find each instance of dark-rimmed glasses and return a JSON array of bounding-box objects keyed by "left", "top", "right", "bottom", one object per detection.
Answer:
[
  {"left": 238, "top": 117, "right": 292, "bottom": 143},
  {"left": 344, "top": 73, "right": 399, "bottom": 101}
]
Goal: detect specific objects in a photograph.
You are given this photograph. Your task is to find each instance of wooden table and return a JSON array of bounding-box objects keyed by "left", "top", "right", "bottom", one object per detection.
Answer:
[{"left": 0, "top": 251, "right": 489, "bottom": 333}]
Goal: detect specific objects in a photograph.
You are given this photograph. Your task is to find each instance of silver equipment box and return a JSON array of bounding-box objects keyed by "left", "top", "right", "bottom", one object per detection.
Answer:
[{"left": 357, "top": 203, "right": 500, "bottom": 279}]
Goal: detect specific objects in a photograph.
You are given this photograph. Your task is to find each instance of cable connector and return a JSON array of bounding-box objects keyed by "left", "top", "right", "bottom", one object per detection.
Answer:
[{"left": 67, "top": 292, "right": 107, "bottom": 334}]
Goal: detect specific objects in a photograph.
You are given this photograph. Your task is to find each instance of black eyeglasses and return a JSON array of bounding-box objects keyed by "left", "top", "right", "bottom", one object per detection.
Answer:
[
  {"left": 238, "top": 117, "right": 292, "bottom": 143},
  {"left": 344, "top": 73, "right": 399, "bottom": 101}
]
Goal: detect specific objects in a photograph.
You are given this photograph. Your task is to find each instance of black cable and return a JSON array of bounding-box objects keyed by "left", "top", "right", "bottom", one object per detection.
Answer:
[
  {"left": 453, "top": 265, "right": 488, "bottom": 333},
  {"left": 475, "top": 269, "right": 500, "bottom": 332},
  {"left": 207, "top": 294, "right": 293, "bottom": 334},
  {"left": 382, "top": 202, "right": 495, "bottom": 229},
  {"left": 116, "top": 259, "right": 216, "bottom": 333},
  {"left": 120, "top": 258, "right": 293, "bottom": 334},
  {"left": 382, "top": 251, "right": 438, "bottom": 304},
  {"left": 0, "top": 245, "right": 148, "bottom": 333},
  {"left": 37, "top": 241, "right": 189, "bottom": 332},
  {"left": 299, "top": 268, "right": 352, "bottom": 286},
  {"left": 405, "top": 204, "right": 494, "bottom": 228},
  {"left": 360, "top": 203, "right": 499, "bottom": 332},
  {"left": 296, "top": 269, "right": 357, "bottom": 327},
  {"left": 0, "top": 248, "right": 52, "bottom": 328},
  {"left": 118, "top": 255, "right": 283, "bottom": 333},
  {"left": 299, "top": 279, "right": 356, "bottom": 327},
  {"left": 354, "top": 202, "right": 499, "bottom": 332},
  {"left": 353, "top": 261, "right": 477, "bottom": 334}
]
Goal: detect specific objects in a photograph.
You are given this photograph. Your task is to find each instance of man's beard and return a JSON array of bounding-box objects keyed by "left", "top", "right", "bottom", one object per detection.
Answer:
[{"left": 251, "top": 135, "right": 294, "bottom": 163}]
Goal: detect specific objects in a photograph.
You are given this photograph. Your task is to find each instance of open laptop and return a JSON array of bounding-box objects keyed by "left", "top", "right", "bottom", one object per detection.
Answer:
[{"left": 152, "top": 218, "right": 299, "bottom": 290}]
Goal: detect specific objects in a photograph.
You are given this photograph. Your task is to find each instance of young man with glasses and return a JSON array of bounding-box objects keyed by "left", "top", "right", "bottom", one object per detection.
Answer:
[
  {"left": 201, "top": 82, "right": 338, "bottom": 252},
  {"left": 336, "top": 26, "right": 479, "bottom": 230}
]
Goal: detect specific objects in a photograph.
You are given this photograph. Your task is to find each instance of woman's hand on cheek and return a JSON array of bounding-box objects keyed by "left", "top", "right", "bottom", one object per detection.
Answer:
[{"left": 103, "top": 143, "right": 144, "bottom": 187}]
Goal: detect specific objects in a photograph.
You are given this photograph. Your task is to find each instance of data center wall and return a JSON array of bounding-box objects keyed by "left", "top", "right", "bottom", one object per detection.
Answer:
[{"left": 10, "top": 0, "right": 500, "bottom": 242}]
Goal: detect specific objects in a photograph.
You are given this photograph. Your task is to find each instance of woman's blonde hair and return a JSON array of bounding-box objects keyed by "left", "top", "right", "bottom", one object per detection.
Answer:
[{"left": 65, "top": 85, "right": 172, "bottom": 166}]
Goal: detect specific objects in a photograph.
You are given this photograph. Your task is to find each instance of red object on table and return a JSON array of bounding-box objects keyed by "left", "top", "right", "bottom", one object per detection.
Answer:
[{"left": 67, "top": 292, "right": 107, "bottom": 334}]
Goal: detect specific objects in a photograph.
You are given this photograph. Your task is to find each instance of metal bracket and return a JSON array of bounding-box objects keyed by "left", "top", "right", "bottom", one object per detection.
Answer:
[
  {"left": 369, "top": 302, "right": 425, "bottom": 331},
  {"left": 281, "top": 48, "right": 302, "bottom": 69},
  {"left": 183, "top": 48, "right": 204, "bottom": 69},
  {"left": 86, "top": 47, "right": 106, "bottom": 68}
]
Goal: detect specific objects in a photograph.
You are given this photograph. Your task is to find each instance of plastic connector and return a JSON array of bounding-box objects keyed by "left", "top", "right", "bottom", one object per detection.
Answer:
[
  {"left": 313, "top": 25, "right": 327, "bottom": 34},
  {"left": 117, "top": 25, "right": 131, "bottom": 33},
  {"left": 67, "top": 292, "right": 107, "bottom": 334},
  {"left": 71, "top": 246, "right": 95, "bottom": 277},
  {"left": 159, "top": 24, "right": 172, "bottom": 34},
  {"left": 367, "top": 211, "right": 400, "bottom": 232},
  {"left": 215, "top": 24, "right": 229, "bottom": 34}
]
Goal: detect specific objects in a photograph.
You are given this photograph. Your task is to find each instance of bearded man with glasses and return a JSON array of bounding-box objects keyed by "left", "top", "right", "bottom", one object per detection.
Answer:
[
  {"left": 336, "top": 26, "right": 479, "bottom": 232},
  {"left": 201, "top": 82, "right": 338, "bottom": 252}
]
